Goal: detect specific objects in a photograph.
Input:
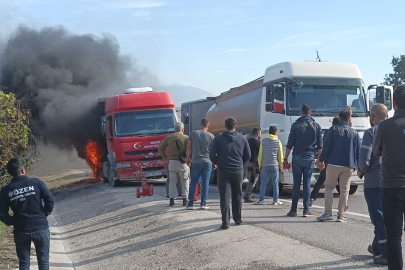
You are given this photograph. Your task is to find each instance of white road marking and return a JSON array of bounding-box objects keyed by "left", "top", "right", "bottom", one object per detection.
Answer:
[{"left": 209, "top": 185, "right": 371, "bottom": 219}]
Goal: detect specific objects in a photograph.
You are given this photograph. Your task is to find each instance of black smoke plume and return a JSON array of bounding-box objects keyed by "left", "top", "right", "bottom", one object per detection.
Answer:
[{"left": 0, "top": 26, "right": 158, "bottom": 161}]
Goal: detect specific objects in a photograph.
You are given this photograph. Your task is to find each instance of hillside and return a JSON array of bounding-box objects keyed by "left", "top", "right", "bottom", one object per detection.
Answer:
[{"left": 155, "top": 84, "right": 215, "bottom": 108}]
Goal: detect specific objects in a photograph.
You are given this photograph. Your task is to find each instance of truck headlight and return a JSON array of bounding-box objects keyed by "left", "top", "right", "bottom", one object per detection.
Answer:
[{"left": 117, "top": 163, "right": 131, "bottom": 168}]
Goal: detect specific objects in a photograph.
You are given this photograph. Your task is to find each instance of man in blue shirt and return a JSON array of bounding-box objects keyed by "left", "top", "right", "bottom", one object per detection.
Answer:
[
  {"left": 317, "top": 110, "right": 361, "bottom": 222},
  {"left": 284, "top": 104, "right": 323, "bottom": 217},
  {"left": 0, "top": 158, "right": 55, "bottom": 270},
  {"left": 358, "top": 104, "right": 388, "bottom": 265}
]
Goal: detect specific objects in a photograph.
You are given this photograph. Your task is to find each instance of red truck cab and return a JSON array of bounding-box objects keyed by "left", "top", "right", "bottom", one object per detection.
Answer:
[{"left": 100, "top": 88, "right": 177, "bottom": 186}]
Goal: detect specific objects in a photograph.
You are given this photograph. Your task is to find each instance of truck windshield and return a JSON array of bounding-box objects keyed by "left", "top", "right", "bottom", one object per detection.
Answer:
[
  {"left": 114, "top": 109, "right": 176, "bottom": 137},
  {"left": 287, "top": 84, "right": 366, "bottom": 115}
]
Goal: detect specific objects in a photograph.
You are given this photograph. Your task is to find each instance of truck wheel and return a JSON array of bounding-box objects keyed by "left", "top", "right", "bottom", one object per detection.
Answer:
[
  {"left": 279, "top": 183, "right": 284, "bottom": 194},
  {"left": 349, "top": 185, "right": 358, "bottom": 195},
  {"left": 108, "top": 166, "right": 120, "bottom": 187},
  {"left": 335, "top": 185, "right": 358, "bottom": 195},
  {"left": 103, "top": 162, "right": 109, "bottom": 183}
]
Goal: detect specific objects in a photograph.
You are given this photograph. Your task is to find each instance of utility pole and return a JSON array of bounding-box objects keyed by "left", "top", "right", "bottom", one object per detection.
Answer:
[{"left": 316, "top": 49, "right": 321, "bottom": 62}]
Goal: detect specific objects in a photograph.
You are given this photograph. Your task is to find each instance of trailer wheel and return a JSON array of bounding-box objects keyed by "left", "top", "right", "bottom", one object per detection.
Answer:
[{"left": 336, "top": 184, "right": 358, "bottom": 195}]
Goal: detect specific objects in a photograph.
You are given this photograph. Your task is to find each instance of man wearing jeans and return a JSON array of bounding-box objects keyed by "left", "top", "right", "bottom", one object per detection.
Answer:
[
  {"left": 209, "top": 117, "right": 251, "bottom": 229},
  {"left": 255, "top": 126, "right": 283, "bottom": 205},
  {"left": 186, "top": 119, "right": 214, "bottom": 210},
  {"left": 0, "top": 158, "right": 55, "bottom": 270},
  {"left": 284, "top": 104, "right": 323, "bottom": 217},
  {"left": 373, "top": 85, "right": 405, "bottom": 270},
  {"left": 317, "top": 110, "right": 361, "bottom": 222},
  {"left": 358, "top": 104, "right": 388, "bottom": 265}
]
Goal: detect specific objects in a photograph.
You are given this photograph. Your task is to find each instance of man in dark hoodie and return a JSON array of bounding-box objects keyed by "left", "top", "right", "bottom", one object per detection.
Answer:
[
  {"left": 209, "top": 117, "right": 251, "bottom": 229},
  {"left": 0, "top": 158, "right": 55, "bottom": 270},
  {"left": 373, "top": 85, "right": 405, "bottom": 270},
  {"left": 284, "top": 104, "right": 323, "bottom": 217}
]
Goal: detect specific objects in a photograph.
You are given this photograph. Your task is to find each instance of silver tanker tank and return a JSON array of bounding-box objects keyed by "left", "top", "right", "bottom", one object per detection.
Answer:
[{"left": 206, "top": 87, "right": 262, "bottom": 136}]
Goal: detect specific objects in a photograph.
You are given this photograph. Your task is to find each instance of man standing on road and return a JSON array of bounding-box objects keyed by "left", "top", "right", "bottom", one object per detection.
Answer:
[
  {"left": 186, "top": 119, "right": 215, "bottom": 210},
  {"left": 209, "top": 117, "right": 251, "bottom": 229},
  {"left": 310, "top": 117, "right": 340, "bottom": 206},
  {"left": 255, "top": 126, "right": 283, "bottom": 205},
  {"left": 164, "top": 147, "right": 183, "bottom": 200},
  {"left": 358, "top": 104, "right": 388, "bottom": 265},
  {"left": 0, "top": 158, "right": 55, "bottom": 270},
  {"left": 158, "top": 122, "right": 190, "bottom": 207},
  {"left": 284, "top": 104, "right": 323, "bottom": 217},
  {"left": 316, "top": 110, "right": 361, "bottom": 222},
  {"left": 243, "top": 127, "right": 261, "bottom": 203},
  {"left": 373, "top": 85, "right": 405, "bottom": 270}
]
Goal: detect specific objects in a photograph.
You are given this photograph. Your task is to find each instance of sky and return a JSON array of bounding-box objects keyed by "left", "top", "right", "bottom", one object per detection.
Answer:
[{"left": 1, "top": 0, "right": 404, "bottom": 95}]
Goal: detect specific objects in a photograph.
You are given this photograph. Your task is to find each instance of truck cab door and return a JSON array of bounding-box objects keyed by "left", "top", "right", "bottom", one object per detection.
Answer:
[{"left": 367, "top": 85, "right": 394, "bottom": 117}]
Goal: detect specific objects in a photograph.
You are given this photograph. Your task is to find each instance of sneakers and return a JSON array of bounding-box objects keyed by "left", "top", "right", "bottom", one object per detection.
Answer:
[
  {"left": 200, "top": 204, "right": 210, "bottom": 210},
  {"left": 186, "top": 205, "right": 193, "bottom": 210},
  {"left": 373, "top": 255, "right": 388, "bottom": 265},
  {"left": 336, "top": 216, "right": 347, "bottom": 222},
  {"left": 176, "top": 195, "right": 183, "bottom": 200},
  {"left": 317, "top": 213, "right": 333, "bottom": 221},
  {"left": 287, "top": 209, "right": 297, "bottom": 217},
  {"left": 244, "top": 197, "right": 256, "bottom": 203},
  {"left": 165, "top": 196, "right": 170, "bottom": 200},
  {"left": 309, "top": 198, "right": 315, "bottom": 207},
  {"left": 254, "top": 200, "right": 265, "bottom": 205},
  {"left": 272, "top": 201, "right": 283, "bottom": 205},
  {"left": 220, "top": 224, "right": 229, "bottom": 230},
  {"left": 169, "top": 198, "right": 175, "bottom": 206},
  {"left": 235, "top": 220, "right": 242, "bottom": 225},
  {"left": 303, "top": 210, "right": 314, "bottom": 217}
]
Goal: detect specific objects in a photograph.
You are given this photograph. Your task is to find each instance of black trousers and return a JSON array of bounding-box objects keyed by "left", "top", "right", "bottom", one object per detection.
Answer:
[
  {"left": 217, "top": 169, "right": 243, "bottom": 226},
  {"left": 382, "top": 188, "right": 405, "bottom": 270},
  {"left": 311, "top": 164, "right": 327, "bottom": 200}
]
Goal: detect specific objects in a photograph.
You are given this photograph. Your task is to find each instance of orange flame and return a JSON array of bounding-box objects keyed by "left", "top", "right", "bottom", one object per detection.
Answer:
[{"left": 85, "top": 141, "right": 103, "bottom": 181}]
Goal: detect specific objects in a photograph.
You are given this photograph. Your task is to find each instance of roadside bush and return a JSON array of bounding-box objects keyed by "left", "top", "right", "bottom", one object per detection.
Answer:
[{"left": 0, "top": 90, "right": 36, "bottom": 187}]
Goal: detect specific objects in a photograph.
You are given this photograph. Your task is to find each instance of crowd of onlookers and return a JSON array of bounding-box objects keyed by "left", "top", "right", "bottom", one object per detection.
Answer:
[
  {"left": 1, "top": 86, "right": 404, "bottom": 270},
  {"left": 158, "top": 85, "right": 405, "bottom": 269}
]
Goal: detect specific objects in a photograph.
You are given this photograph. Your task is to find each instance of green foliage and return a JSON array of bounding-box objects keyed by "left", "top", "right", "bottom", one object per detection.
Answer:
[
  {"left": 0, "top": 91, "right": 35, "bottom": 187},
  {"left": 384, "top": 55, "right": 405, "bottom": 88}
]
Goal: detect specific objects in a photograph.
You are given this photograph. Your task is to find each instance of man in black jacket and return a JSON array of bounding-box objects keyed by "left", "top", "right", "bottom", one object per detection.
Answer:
[
  {"left": 210, "top": 118, "right": 251, "bottom": 229},
  {"left": 0, "top": 158, "right": 55, "bottom": 270},
  {"left": 373, "top": 85, "right": 405, "bottom": 270}
]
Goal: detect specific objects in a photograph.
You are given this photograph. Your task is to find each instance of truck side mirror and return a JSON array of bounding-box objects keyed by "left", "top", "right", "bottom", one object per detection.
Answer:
[
  {"left": 106, "top": 115, "right": 113, "bottom": 141},
  {"left": 182, "top": 111, "right": 189, "bottom": 125},
  {"left": 376, "top": 86, "right": 385, "bottom": 104},
  {"left": 100, "top": 116, "right": 107, "bottom": 138}
]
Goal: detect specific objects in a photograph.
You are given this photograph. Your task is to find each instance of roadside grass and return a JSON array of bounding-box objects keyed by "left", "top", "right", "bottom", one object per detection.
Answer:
[{"left": 0, "top": 169, "right": 91, "bottom": 268}]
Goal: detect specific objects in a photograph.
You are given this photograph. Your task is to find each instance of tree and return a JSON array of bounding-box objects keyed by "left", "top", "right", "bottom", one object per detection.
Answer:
[
  {"left": 0, "top": 90, "right": 37, "bottom": 187},
  {"left": 383, "top": 55, "right": 405, "bottom": 88}
]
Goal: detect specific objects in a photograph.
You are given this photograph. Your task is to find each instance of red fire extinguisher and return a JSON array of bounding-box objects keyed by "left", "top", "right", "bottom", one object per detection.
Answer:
[
  {"left": 142, "top": 179, "right": 148, "bottom": 196},
  {"left": 136, "top": 188, "right": 141, "bottom": 198},
  {"left": 194, "top": 183, "right": 200, "bottom": 202},
  {"left": 147, "top": 184, "right": 154, "bottom": 196}
]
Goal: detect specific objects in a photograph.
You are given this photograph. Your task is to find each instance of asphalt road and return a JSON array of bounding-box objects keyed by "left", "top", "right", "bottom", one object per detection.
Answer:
[{"left": 42, "top": 172, "right": 402, "bottom": 270}]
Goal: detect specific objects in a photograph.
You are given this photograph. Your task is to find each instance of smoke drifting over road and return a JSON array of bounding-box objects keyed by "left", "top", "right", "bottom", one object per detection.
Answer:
[{"left": 0, "top": 26, "right": 158, "bottom": 161}]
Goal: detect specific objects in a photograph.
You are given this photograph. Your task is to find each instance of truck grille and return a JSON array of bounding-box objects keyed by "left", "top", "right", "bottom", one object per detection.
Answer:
[
  {"left": 142, "top": 167, "right": 164, "bottom": 172},
  {"left": 140, "top": 157, "right": 164, "bottom": 162},
  {"left": 124, "top": 150, "right": 160, "bottom": 156}
]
